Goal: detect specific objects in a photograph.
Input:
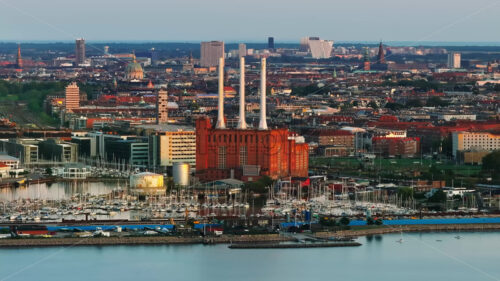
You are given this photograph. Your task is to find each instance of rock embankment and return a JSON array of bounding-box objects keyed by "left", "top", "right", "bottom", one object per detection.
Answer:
[{"left": 0, "top": 234, "right": 292, "bottom": 248}]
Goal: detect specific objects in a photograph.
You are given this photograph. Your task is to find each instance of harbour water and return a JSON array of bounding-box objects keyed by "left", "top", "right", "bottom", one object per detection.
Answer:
[
  {"left": 0, "top": 181, "right": 125, "bottom": 201},
  {"left": 1, "top": 232, "right": 499, "bottom": 281}
]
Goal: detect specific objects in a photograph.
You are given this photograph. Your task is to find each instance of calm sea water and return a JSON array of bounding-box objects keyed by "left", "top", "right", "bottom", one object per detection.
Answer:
[
  {"left": 0, "top": 181, "right": 125, "bottom": 201},
  {"left": 1, "top": 232, "right": 499, "bottom": 281}
]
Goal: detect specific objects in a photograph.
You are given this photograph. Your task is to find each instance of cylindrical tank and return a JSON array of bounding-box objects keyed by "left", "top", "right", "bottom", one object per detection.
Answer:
[
  {"left": 130, "top": 172, "right": 164, "bottom": 190},
  {"left": 173, "top": 163, "right": 190, "bottom": 186}
]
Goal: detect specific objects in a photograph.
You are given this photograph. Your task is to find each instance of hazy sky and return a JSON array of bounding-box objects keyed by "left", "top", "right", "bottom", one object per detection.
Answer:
[{"left": 0, "top": 0, "right": 499, "bottom": 42}]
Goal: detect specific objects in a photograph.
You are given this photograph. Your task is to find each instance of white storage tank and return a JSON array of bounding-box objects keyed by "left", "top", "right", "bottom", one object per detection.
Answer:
[
  {"left": 173, "top": 162, "right": 190, "bottom": 186},
  {"left": 129, "top": 172, "right": 164, "bottom": 194}
]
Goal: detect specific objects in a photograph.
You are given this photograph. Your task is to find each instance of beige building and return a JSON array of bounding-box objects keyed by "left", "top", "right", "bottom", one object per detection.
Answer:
[
  {"left": 139, "top": 125, "right": 196, "bottom": 169},
  {"left": 64, "top": 82, "right": 80, "bottom": 112},
  {"left": 457, "top": 150, "right": 490, "bottom": 165},
  {"left": 200, "top": 41, "right": 224, "bottom": 67},
  {"left": 452, "top": 131, "right": 500, "bottom": 159}
]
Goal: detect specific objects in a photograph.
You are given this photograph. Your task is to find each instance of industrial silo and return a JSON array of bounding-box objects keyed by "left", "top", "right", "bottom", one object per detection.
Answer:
[{"left": 172, "top": 163, "right": 190, "bottom": 186}]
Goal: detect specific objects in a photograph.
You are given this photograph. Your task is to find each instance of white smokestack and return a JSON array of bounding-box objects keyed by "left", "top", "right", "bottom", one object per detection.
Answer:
[
  {"left": 216, "top": 57, "right": 226, "bottom": 129},
  {"left": 258, "top": 57, "right": 268, "bottom": 130},
  {"left": 237, "top": 56, "right": 247, "bottom": 129}
]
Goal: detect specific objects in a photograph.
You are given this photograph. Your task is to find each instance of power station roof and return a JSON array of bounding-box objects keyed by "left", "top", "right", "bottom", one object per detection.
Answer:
[{"left": 137, "top": 124, "right": 195, "bottom": 132}]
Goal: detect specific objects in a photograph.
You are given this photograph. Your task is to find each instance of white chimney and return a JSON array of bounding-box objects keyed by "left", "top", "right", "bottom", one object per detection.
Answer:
[
  {"left": 258, "top": 57, "right": 268, "bottom": 130},
  {"left": 237, "top": 56, "right": 247, "bottom": 129},
  {"left": 216, "top": 57, "right": 226, "bottom": 129}
]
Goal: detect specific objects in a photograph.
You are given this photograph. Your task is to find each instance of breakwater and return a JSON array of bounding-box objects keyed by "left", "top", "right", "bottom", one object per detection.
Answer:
[{"left": 0, "top": 234, "right": 292, "bottom": 248}]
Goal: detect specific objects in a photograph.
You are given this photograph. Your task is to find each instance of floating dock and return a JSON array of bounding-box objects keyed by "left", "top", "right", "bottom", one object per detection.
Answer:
[{"left": 229, "top": 242, "right": 362, "bottom": 249}]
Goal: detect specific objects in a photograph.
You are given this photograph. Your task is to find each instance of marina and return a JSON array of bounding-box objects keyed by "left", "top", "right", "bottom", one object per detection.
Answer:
[{"left": 0, "top": 178, "right": 490, "bottom": 225}]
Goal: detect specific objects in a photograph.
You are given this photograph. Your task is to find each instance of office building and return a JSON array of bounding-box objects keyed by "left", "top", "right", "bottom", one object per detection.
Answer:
[
  {"left": 71, "top": 136, "right": 92, "bottom": 158},
  {"left": 86, "top": 131, "right": 125, "bottom": 158},
  {"left": 150, "top": 48, "right": 159, "bottom": 65},
  {"left": 452, "top": 131, "right": 500, "bottom": 159},
  {"left": 75, "top": 38, "right": 85, "bottom": 65},
  {"left": 238, "top": 43, "right": 247, "bottom": 57},
  {"left": 64, "top": 82, "right": 80, "bottom": 112},
  {"left": 448, "top": 52, "right": 461, "bottom": 69},
  {"left": 146, "top": 125, "right": 196, "bottom": 169},
  {"left": 38, "top": 139, "right": 78, "bottom": 162},
  {"left": 0, "top": 139, "right": 39, "bottom": 164},
  {"left": 105, "top": 138, "right": 149, "bottom": 167},
  {"left": 307, "top": 38, "right": 334, "bottom": 59},
  {"left": 268, "top": 37, "right": 275, "bottom": 49},
  {"left": 300, "top": 36, "right": 319, "bottom": 51},
  {"left": 200, "top": 41, "right": 224, "bottom": 67}
]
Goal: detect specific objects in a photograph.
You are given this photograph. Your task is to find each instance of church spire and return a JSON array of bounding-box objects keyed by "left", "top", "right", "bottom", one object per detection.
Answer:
[
  {"left": 377, "top": 41, "right": 385, "bottom": 64},
  {"left": 16, "top": 44, "right": 23, "bottom": 69}
]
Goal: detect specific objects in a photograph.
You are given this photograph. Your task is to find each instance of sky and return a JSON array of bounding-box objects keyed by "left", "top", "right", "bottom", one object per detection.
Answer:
[{"left": 0, "top": 0, "right": 499, "bottom": 43}]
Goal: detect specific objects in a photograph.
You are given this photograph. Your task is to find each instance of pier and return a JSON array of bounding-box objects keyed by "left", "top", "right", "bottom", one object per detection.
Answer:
[{"left": 229, "top": 242, "right": 362, "bottom": 249}]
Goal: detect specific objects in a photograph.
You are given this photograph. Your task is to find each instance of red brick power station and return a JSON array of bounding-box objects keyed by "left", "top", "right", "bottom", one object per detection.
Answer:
[{"left": 196, "top": 57, "right": 308, "bottom": 182}]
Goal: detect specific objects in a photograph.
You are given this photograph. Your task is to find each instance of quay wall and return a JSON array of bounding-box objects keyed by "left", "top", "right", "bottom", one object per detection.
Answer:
[
  {"left": 0, "top": 234, "right": 293, "bottom": 248},
  {"left": 315, "top": 223, "right": 500, "bottom": 238}
]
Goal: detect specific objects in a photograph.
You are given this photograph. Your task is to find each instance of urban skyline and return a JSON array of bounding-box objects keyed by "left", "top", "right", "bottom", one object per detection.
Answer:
[{"left": 0, "top": 1, "right": 500, "bottom": 280}]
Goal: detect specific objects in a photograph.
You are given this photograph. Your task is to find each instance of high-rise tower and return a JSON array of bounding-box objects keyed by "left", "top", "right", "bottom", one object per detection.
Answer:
[
  {"left": 65, "top": 82, "right": 80, "bottom": 112},
  {"left": 156, "top": 89, "right": 168, "bottom": 124},
  {"left": 447, "top": 52, "right": 461, "bottom": 69},
  {"left": 268, "top": 37, "right": 275, "bottom": 50},
  {"left": 363, "top": 48, "right": 371, "bottom": 71},
  {"left": 75, "top": 38, "right": 86, "bottom": 65}
]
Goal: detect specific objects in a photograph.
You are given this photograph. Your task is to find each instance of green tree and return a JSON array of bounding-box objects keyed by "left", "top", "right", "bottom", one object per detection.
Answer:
[
  {"left": 482, "top": 151, "right": 500, "bottom": 179},
  {"left": 243, "top": 176, "right": 273, "bottom": 194},
  {"left": 426, "top": 97, "right": 449, "bottom": 107},
  {"left": 339, "top": 216, "right": 350, "bottom": 226},
  {"left": 428, "top": 189, "right": 447, "bottom": 203},
  {"left": 385, "top": 102, "right": 405, "bottom": 111},
  {"left": 397, "top": 187, "right": 414, "bottom": 201},
  {"left": 406, "top": 99, "right": 423, "bottom": 108},
  {"left": 366, "top": 217, "right": 375, "bottom": 225},
  {"left": 368, "top": 101, "right": 379, "bottom": 109}
]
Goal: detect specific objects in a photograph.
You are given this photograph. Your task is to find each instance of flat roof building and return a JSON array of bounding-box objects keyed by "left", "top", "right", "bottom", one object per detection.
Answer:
[
  {"left": 200, "top": 41, "right": 224, "bottom": 67},
  {"left": 75, "top": 38, "right": 85, "bottom": 65}
]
